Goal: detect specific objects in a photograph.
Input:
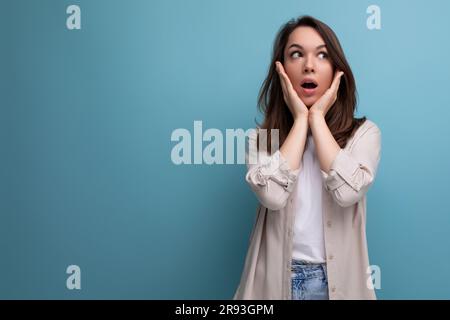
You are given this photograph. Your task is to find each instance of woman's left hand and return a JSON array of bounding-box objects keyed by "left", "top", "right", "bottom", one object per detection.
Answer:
[{"left": 309, "top": 70, "right": 344, "bottom": 118}]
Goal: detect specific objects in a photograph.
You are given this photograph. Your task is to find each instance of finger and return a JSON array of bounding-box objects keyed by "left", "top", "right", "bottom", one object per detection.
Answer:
[
  {"left": 276, "top": 62, "right": 289, "bottom": 98},
  {"left": 330, "top": 70, "right": 344, "bottom": 93},
  {"left": 277, "top": 62, "right": 294, "bottom": 92},
  {"left": 331, "top": 70, "right": 343, "bottom": 90}
]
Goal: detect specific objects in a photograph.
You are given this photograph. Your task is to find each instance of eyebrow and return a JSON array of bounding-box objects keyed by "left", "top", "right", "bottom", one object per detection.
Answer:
[{"left": 287, "top": 44, "right": 327, "bottom": 50}]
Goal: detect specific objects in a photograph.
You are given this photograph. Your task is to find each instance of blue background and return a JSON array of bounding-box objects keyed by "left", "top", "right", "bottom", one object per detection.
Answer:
[{"left": 1, "top": 0, "right": 449, "bottom": 299}]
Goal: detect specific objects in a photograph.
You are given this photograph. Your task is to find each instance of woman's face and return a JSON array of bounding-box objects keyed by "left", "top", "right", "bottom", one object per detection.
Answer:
[{"left": 283, "top": 26, "right": 334, "bottom": 107}]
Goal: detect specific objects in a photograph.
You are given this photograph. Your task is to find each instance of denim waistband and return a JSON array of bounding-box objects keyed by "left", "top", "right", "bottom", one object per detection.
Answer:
[{"left": 291, "top": 258, "right": 327, "bottom": 266}]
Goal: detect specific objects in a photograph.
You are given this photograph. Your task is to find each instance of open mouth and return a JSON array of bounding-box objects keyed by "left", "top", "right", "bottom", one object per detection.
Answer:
[{"left": 301, "top": 82, "right": 318, "bottom": 89}]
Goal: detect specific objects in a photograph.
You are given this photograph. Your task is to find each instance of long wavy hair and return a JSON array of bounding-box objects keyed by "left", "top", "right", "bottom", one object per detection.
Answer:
[{"left": 256, "top": 15, "right": 366, "bottom": 153}]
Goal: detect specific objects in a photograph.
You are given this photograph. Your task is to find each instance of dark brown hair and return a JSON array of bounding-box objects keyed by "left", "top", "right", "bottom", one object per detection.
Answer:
[{"left": 256, "top": 15, "right": 366, "bottom": 152}]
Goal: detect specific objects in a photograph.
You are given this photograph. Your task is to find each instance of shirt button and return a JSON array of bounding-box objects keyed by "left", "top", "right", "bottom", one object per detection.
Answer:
[
  {"left": 327, "top": 220, "right": 332, "bottom": 228},
  {"left": 328, "top": 254, "right": 334, "bottom": 260},
  {"left": 331, "top": 286, "right": 336, "bottom": 293}
]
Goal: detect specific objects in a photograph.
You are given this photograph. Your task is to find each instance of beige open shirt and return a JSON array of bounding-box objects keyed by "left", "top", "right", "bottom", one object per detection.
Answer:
[{"left": 233, "top": 119, "right": 381, "bottom": 300}]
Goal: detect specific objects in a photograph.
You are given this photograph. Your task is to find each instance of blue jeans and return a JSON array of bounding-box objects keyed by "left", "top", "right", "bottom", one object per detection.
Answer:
[{"left": 291, "top": 259, "right": 329, "bottom": 300}]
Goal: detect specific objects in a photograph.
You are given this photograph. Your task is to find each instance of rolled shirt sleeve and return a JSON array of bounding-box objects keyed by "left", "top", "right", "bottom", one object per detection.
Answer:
[
  {"left": 245, "top": 129, "right": 301, "bottom": 211},
  {"left": 320, "top": 124, "right": 381, "bottom": 208}
]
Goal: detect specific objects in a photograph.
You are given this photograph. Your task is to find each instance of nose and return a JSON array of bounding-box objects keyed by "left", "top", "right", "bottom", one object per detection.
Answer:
[{"left": 303, "top": 55, "right": 315, "bottom": 73}]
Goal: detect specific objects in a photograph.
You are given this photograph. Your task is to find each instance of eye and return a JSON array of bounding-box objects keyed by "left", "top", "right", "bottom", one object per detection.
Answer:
[
  {"left": 290, "top": 51, "right": 303, "bottom": 59},
  {"left": 318, "top": 51, "right": 329, "bottom": 59}
]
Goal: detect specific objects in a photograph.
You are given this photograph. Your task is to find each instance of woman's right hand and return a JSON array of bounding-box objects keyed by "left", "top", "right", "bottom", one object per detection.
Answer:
[{"left": 275, "top": 61, "right": 309, "bottom": 120}]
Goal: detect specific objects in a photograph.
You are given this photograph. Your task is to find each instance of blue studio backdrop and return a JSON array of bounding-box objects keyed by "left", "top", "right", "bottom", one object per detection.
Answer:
[{"left": 1, "top": 0, "right": 450, "bottom": 299}]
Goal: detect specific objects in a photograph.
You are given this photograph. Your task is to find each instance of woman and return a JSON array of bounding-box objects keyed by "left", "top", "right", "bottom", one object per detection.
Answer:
[{"left": 233, "top": 16, "right": 381, "bottom": 300}]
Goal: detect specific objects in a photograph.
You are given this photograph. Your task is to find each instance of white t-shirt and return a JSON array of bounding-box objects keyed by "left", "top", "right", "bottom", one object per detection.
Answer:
[{"left": 291, "top": 133, "right": 326, "bottom": 263}]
